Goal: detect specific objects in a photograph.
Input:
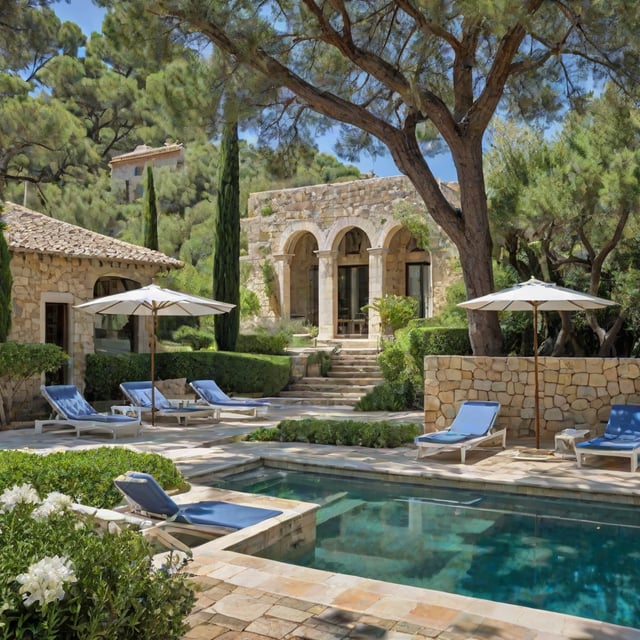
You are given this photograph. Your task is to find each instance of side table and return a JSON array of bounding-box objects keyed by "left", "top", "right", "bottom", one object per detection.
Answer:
[{"left": 554, "top": 428, "right": 590, "bottom": 457}]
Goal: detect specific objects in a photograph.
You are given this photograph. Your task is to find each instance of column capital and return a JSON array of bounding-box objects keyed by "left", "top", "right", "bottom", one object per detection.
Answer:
[
  {"left": 273, "top": 253, "right": 295, "bottom": 264},
  {"left": 367, "top": 247, "right": 390, "bottom": 256},
  {"left": 314, "top": 249, "right": 338, "bottom": 260}
]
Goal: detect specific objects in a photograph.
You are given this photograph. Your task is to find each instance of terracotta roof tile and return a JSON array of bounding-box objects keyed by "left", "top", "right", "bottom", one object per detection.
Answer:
[{"left": 1, "top": 202, "right": 183, "bottom": 269}]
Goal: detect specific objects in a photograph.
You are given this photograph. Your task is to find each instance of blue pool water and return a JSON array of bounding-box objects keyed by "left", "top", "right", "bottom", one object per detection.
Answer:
[{"left": 212, "top": 467, "right": 640, "bottom": 628}]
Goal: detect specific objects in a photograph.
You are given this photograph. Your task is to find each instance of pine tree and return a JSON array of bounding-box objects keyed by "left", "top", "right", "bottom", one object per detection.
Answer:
[
  {"left": 0, "top": 217, "right": 12, "bottom": 341},
  {"left": 143, "top": 165, "right": 159, "bottom": 251},
  {"left": 213, "top": 116, "right": 240, "bottom": 351}
]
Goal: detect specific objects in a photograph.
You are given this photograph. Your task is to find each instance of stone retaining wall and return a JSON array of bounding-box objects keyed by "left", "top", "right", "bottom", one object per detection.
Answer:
[{"left": 423, "top": 355, "right": 640, "bottom": 441}]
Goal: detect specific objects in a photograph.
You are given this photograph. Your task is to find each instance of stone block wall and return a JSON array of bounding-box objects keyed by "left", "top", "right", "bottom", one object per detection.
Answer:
[{"left": 423, "top": 355, "right": 640, "bottom": 441}]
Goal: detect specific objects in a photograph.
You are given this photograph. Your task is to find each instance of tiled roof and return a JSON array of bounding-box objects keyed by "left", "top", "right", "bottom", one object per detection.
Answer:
[
  {"left": 1, "top": 202, "right": 183, "bottom": 269},
  {"left": 109, "top": 143, "right": 184, "bottom": 165}
]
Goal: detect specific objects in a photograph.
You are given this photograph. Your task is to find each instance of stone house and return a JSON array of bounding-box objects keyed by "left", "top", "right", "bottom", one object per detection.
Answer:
[
  {"left": 2, "top": 202, "right": 182, "bottom": 410},
  {"left": 243, "top": 175, "right": 460, "bottom": 342},
  {"left": 109, "top": 142, "right": 184, "bottom": 202}
]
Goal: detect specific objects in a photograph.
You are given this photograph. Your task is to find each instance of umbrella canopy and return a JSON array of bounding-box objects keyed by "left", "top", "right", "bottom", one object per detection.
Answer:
[
  {"left": 75, "top": 284, "right": 235, "bottom": 424},
  {"left": 459, "top": 278, "right": 616, "bottom": 448}
]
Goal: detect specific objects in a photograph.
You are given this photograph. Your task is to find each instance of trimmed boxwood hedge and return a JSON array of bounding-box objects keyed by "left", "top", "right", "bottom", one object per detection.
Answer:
[
  {"left": 0, "top": 448, "right": 187, "bottom": 509},
  {"left": 85, "top": 350, "right": 291, "bottom": 401},
  {"left": 248, "top": 418, "right": 420, "bottom": 448}
]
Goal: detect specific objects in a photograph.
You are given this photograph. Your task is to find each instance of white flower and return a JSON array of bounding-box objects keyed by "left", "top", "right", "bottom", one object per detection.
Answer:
[
  {"left": 16, "top": 556, "right": 77, "bottom": 607},
  {"left": 31, "top": 492, "right": 73, "bottom": 521},
  {"left": 0, "top": 484, "right": 40, "bottom": 511}
]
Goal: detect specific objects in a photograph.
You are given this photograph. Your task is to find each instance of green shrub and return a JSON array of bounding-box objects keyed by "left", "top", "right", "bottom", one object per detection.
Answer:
[
  {"left": 355, "top": 380, "right": 417, "bottom": 411},
  {"left": 0, "top": 484, "right": 195, "bottom": 639},
  {"left": 172, "top": 325, "right": 215, "bottom": 351},
  {"left": 0, "top": 342, "right": 69, "bottom": 424},
  {"left": 248, "top": 418, "right": 420, "bottom": 448},
  {"left": 362, "top": 294, "right": 419, "bottom": 334},
  {"left": 305, "top": 350, "right": 333, "bottom": 376},
  {"left": 235, "top": 331, "right": 289, "bottom": 355},
  {"left": 0, "top": 448, "right": 187, "bottom": 509},
  {"left": 407, "top": 326, "right": 472, "bottom": 368},
  {"left": 85, "top": 351, "right": 291, "bottom": 400}
]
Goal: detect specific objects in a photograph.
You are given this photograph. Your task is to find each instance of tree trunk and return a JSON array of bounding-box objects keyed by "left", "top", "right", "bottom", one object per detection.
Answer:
[{"left": 393, "top": 135, "right": 503, "bottom": 355}]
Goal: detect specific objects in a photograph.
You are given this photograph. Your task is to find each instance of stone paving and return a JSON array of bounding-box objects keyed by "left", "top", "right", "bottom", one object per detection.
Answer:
[{"left": 2, "top": 404, "right": 640, "bottom": 639}]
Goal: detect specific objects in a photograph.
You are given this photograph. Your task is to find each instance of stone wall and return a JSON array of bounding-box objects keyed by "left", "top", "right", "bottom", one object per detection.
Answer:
[{"left": 423, "top": 355, "right": 640, "bottom": 441}]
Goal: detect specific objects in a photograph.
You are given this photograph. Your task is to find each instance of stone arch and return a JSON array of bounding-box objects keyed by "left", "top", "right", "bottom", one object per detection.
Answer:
[
  {"left": 284, "top": 230, "right": 320, "bottom": 326},
  {"left": 382, "top": 225, "right": 433, "bottom": 318},
  {"left": 324, "top": 216, "right": 375, "bottom": 252},
  {"left": 276, "top": 222, "right": 323, "bottom": 255}
]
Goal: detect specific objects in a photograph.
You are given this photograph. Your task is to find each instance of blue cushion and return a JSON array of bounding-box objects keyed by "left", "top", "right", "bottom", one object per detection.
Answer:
[
  {"left": 576, "top": 405, "right": 640, "bottom": 451},
  {"left": 415, "top": 432, "right": 473, "bottom": 444},
  {"left": 190, "top": 379, "right": 270, "bottom": 408},
  {"left": 44, "top": 385, "right": 99, "bottom": 419}
]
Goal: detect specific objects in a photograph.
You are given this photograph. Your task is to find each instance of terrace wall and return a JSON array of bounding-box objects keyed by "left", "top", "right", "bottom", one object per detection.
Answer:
[{"left": 423, "top": 356, "right": 640, "bottom": 442}]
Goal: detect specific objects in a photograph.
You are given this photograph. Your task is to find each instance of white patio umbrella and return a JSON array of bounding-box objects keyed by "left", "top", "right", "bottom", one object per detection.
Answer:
[
  {"left": 458, "top": 278, "right": 616, "bottom": 449},
  {"left": 75, "top": 284, "right": 235, "bottom": 424}
]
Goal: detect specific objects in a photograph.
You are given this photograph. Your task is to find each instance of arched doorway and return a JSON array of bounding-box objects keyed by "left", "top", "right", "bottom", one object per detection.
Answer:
[
  {"left": 337, "top": 227, "right": 371, "bottom": 336},
  {"left": 92, "top": 277, "right": 140, "bottom": 354},
  {"left": 289, "top": 233, "right": 319, "bottom": 327},
  {"left": 386, "top": 227, "right": 432, "bottom": 318}
]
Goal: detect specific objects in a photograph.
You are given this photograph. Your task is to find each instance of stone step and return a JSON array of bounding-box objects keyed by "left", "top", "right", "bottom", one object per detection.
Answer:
[
  {"left": 327, "top": 372, "right": 384, "bottom": 380},
  {"left": 287, "top": 382, "right": 378, "bottom": 393},
  {"left": 329, "top": 366, "right": 382, "bottom": 375}
]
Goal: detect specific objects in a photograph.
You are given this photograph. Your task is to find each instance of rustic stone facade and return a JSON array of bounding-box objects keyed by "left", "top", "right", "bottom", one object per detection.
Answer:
[
  {"left": 424, "top": 355, "right": 640, "bottom": 441},
  {"left": 2, "top": 202, "right": 183, "bottom": 420},
  {"left": 243, "top": 176, "right": 460, "bottom": 341}
]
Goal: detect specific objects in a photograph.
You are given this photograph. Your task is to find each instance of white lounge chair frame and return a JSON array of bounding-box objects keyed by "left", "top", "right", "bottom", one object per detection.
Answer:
[
  {"left": 416, "top": 401, "right": 505, "bottom": 464},
  {"left": 35, "top": 385, "right": 142, "bottom": 439},
  {"left": 416, "top": 428, "right": 507, "bottom": 464}
]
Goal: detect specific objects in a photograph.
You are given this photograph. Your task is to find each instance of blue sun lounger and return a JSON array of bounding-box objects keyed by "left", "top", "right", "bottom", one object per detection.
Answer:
[
  {"left": 119, "top": 381, "right": 219, "bottom": 425},
  {"left": 114, "top": 471, "right": 282, "bottom": 531},
  {"left": 189, "top": 379, "right": 270, "bottom": 417},
  {"left": 415, "top": 401, "right": 505, "bottom": 464},
  {"left": 36, "top": 384, "right": 142, "bottom": 439},
  {"left": 576, "top": 405, "right": 640, "bottom": 472}
]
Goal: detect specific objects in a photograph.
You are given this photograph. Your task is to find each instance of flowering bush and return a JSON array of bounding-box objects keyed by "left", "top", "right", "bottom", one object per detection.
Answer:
[{"left": 0, "top": 484, "right": 195, "bottom": 639}]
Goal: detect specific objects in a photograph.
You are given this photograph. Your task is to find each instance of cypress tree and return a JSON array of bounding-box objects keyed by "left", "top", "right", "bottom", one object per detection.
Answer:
[
  {"left": 0, "top": 217, "right": 12, "bottom": 342},
  {"left": 143, "top": 165, "right": 158, "bottom": 251},
  {"left": 213, "top": 116, "right": 240, "bottom": 351}
]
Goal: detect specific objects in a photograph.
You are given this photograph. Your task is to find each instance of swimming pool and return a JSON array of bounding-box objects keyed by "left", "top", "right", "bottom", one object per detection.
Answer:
[{"left": 211, "top": 466, "right": 640, "bottom": 628}]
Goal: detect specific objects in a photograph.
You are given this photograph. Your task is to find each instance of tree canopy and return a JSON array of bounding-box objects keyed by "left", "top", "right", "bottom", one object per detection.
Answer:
[{"left": 141, "top": 0, "right": 640, "bottom": 355}]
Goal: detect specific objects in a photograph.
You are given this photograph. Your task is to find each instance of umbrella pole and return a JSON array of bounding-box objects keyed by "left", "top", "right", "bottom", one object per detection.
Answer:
[
  {"left": 151, "top": 308, "right": 156, "bottom": 426},
  {"left": 533, "top": 303, "right": 540, "bottom": 449}
]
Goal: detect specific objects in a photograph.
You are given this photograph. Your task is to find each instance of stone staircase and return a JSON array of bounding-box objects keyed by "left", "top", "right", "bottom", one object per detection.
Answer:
[{"left": 278, "top": 347, "right": 383, "bottom": 407}]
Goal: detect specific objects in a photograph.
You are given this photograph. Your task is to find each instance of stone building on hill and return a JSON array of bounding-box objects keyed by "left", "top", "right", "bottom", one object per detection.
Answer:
[{"left": 242, "top": 175, "right": 460, "bottom": 342}]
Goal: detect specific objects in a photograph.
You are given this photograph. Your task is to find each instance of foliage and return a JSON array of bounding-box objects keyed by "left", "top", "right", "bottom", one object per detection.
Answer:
[
  {"left": 354, "top": 381, "right": 417, "bottom": 412},
  {"left": 213, "top": 116, "right": 240, "bottom": 351},
  {"left": 0, "top": 448, "right": 187, "bottom": 509},
  {"left": 143, "top": 165, "right": 159, "bottom": 250},
  {"left": 0, "top": 343, "right": 69, "bottom": 425},
  {"left": 392, "top": 201, "right": 431, "bottom": 251},
  {"left": 149, "top": 1, "right": 640, "bottom": 356},
  {"left": 85, "top": 351, "right": 291, "bottom": 399},
  {"left": 235, "top": 332, "right": 290, "bottom": 355},
  {"left": 247, "top": 418, "right": 420, "bottom": 448},
  {"left": 240, "top": 287, "right": 260, "bottom": 319},
  {"left": 305, "top": 350, "right": 333, "bottom": 377},
  {"left": 0, "top": 483, "right": 195, "bottom": 640},
  {"left": 172, "top": 325, "right": 215, "bottom": 351},
  {"left": 362, "top": 295, "right": 418, "bottom": 335},
  {"left": 486, "top": 87, "right": 640, "bottom": 355},
  {"left": 0, "top": 217, "right": 11, "bottom": 342}
]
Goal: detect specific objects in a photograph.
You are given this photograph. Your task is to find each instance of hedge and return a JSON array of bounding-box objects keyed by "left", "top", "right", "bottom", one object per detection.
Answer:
[
  {"left": 85, "top": 351, "right": 291, "bottom": 401},
  {"left": 0, "top": 448, "right": 187, "bottom": 509},
  {"left": 248, "top": 418, "right": 420, "bottom": 448}
]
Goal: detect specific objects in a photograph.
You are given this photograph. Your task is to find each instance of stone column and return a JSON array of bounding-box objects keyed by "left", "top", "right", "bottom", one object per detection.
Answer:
[
  {"left": 273, "top": 253, "right": 294, "bottom": 320},
  {"left": 367, "top": 247, "right": 388, "bottom": 342},
  {"left": 315, "top": 250, "right": 337, "bottom": 340}
]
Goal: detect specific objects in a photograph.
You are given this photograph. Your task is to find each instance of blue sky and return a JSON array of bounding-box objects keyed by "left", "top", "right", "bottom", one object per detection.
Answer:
[{"left": 54, "top": 0, "right": 457, "bottom": 181}]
